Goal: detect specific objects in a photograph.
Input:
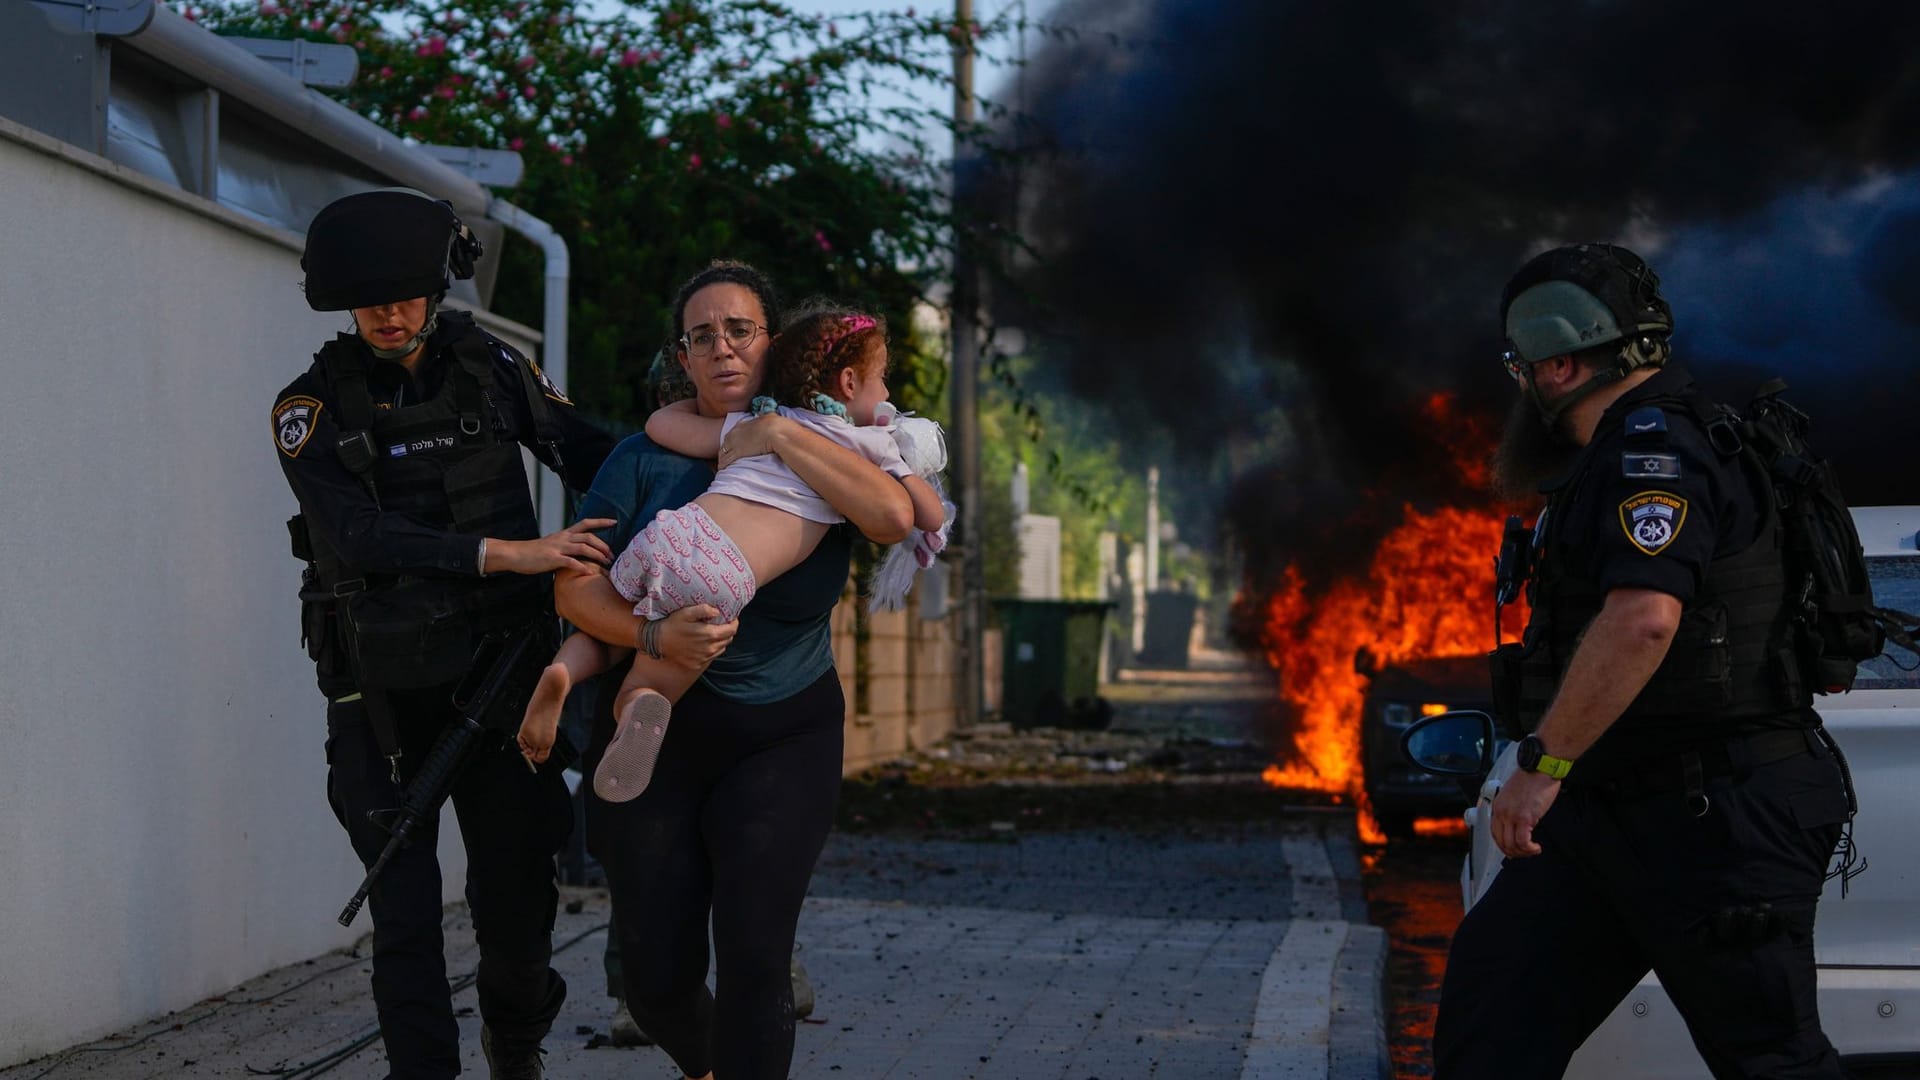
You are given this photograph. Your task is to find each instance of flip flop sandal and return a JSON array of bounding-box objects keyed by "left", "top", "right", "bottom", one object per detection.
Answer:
[{"left": 594, "top": 690, "right": 672, "bottom": 802}]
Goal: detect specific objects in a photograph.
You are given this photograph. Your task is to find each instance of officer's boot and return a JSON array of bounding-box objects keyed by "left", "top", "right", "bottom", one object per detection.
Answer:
[
  {"left": 480, "top": 1026, "right": 544, "bottom": 1080},
  {"left": 608, "top": 998, "right": 654, "bottom": 1047},
  {"left": 791, "top": 952, "right": 816, "bottom": 1020}
]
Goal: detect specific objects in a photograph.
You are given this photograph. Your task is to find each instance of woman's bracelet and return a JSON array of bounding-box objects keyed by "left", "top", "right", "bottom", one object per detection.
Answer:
[{"left": 642, "top": 617, "right": 665, "bottom": 660}]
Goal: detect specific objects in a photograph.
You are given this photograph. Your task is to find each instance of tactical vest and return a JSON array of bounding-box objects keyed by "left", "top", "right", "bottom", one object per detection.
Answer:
[
  {"left": 1495, "top": 397, "right": 1811, "bottom": 739},
  {"left": 303, "top": 313, "right": 558, "bottom": 689}
]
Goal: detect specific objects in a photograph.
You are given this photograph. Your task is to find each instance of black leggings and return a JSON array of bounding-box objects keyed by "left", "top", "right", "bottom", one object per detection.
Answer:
[{"left": 585, "top": 667, "right": 844, "bottom": 1080}]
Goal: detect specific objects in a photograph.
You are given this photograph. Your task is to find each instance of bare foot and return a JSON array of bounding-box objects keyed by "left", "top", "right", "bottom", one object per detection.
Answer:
[
  {"left": 594, "top": 689, "right": 672, "bottom": 802},
  {"left": 516, "top": 662, "right": 572, "bottom": 765}
]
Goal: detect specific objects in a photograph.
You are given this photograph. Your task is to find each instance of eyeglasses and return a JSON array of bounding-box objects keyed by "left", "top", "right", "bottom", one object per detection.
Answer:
[
  {"left": 681, "top": 318, "right": 767, "bottom": 357},
  {"left": 1501, "top": 347, "right": 1531, "bottom": 385}
]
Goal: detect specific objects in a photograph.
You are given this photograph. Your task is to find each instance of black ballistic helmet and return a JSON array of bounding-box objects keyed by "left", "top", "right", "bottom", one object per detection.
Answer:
[{"left": 300, "top": 189, "right": 483, "bottom": 312}]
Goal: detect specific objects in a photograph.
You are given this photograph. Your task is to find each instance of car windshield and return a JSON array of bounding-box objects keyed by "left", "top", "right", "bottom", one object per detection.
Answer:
[{"left": 1856, "top": 555, "right": 1920, "bottom": 689}]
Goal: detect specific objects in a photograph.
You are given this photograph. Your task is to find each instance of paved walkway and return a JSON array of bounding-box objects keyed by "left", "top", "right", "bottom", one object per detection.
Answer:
[{"left": 1, "top": 812, "right": 1385, "bottom": 1080}]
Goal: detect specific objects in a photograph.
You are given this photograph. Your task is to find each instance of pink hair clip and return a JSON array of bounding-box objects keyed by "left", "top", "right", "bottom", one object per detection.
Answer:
[{"left": 820, "top": 313, "right": 879, "bottom": 357}]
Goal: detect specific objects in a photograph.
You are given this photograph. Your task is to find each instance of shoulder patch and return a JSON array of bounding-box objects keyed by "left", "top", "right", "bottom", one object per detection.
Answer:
[
  {"left": 273, "top": 395, "right": 323, "bottom": 458},
  {"left": 1623, "top": 452, "right": 1682, "bottom": 480},
  {"left": 1624, "top": 406, "right": 1667, "bottom": 438},
  {"left": 1619, "top": 491, "right": 1688, "bottom": 555},
  {"left": 526, "top": 355, "right": 572, "bottom": 405}
]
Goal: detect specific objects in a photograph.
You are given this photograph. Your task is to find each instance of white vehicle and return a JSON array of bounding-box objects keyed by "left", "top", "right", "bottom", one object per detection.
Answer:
[{"left": 1405, "top": 506, "right": 1920, "bottom": 1078}]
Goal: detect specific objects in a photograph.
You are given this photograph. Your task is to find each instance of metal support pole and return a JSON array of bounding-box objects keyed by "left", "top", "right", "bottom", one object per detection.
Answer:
[
  {"left": 487, "top": 199, "right": 571, "bottom": 534},
  {"left": 951, "top": 0, "right": 984, "bottom": 728}
]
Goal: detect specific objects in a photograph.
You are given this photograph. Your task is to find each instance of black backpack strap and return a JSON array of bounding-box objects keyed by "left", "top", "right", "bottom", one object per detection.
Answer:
[
  {"left": 317, "top": 338, "right": 382, "bottom": 503},
  {"left": 445, "top": 328, "right": 495, "bottom": 441}
]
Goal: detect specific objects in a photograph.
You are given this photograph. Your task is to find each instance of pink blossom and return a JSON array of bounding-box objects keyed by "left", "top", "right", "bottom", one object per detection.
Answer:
[
  {"left": 657, "top": 135, "right": 672, "bottom": 147},
  {"left": 509, "top": 137, "right": 525, "bottom": 151},
  {"left": 619, "top": 48, "right": 641, "bottom": 66},
  {"left": 517, "top": 55, "right": 537, "bottom": 70},
  {"left": 561, "top": 155, "right": 574, "bottom": 166},
  {"left": 436, "top": 85, "right": 456, "bottom": 100},
  {"left": 408, "top": 106, "right": 428, "bottom": 121},
  {"left": 378, "top": 65, "right": 393, "bottom": 78},
  {"left": 308, "top": 18, "right": 324, "bottom": 30},
  {"left": 448, "top": 73, "right": 463, "bottom": 85},
  {"left": 259, "top": 1, "right": 279, "bottom": 14},
  {"left": 715, "top": 113, "right": 732, "bottom": 130},
  {"left": 416, "top": 36, "right": 446, "bottom": 57},
  {"left": 687, "top": 153, "right": 703, "bottom": 169},
  {"left": 646, "top": 48, "right": 663, "bottom": 63},
  {"left": 590, "top": 45, "right": 606, "bottom": 59},
  {"left": 814, "top": 230, "right": 831, "bottom": 252},
  {"left": 522, "top": 85, "right": 537, "bottom": 99}
]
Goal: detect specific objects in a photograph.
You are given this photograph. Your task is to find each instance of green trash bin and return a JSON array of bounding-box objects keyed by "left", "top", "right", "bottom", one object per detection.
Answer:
[{"left": 992, "top": 599, "right": 1113, "bottom": 730}]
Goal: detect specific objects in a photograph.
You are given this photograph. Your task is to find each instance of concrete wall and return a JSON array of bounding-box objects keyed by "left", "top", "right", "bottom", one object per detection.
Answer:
[
  {"left": 833, "top": 587, "right": 965, "bottom": 773},
  {"left": 0, "top": 119, "right": 511, "bottom": 1066}
]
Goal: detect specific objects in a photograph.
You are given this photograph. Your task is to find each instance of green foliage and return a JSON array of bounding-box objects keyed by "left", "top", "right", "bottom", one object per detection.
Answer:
[
  {"left": 193, "top": 0, "right": 1000, "bottom": 428},
  {"left": 979, "top": 349, "right": 1156, "bottom": 601}
]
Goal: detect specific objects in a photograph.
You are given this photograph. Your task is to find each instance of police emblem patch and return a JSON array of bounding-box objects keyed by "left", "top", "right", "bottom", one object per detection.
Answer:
[
  {"left": 526, "top": 355, "right": 572, "bottom": 404},
  {"left": 1619, "top": 491, "right": 1688, "bottom": 555},
  {"left": 273, "top": 395, "right": 323, "bottom": 458}
]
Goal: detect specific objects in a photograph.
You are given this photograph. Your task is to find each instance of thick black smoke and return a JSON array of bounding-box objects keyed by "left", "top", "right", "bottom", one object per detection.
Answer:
[{"left": 989, "top": 0, "right": 1920, "bottom": 587}]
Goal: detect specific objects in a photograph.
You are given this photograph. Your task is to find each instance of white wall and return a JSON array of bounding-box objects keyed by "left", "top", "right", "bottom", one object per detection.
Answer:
[{"left": 0, "top": 121, "right": 512, "bottom": 1066}]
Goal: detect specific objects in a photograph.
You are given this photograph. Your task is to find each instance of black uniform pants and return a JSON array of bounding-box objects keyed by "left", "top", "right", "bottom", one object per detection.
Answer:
[
  {"left": 1434, "top": 740, "right": 1851, "bottom": 1080},
  {"left": 327, "top": 688, "right": 572, "bottom": 1080},
  {"left": 585, "top": 667, "right": 845, "bottom": 1080}
]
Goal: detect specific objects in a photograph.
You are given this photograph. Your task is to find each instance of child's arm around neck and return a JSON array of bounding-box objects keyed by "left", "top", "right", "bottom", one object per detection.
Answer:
[{"left": 645, "top": 398, "right": 726, "bottom": 460}]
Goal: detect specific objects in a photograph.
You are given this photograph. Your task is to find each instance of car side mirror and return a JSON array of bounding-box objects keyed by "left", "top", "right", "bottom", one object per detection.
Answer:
[{"left": 1400, "top": 710, "right": 1496, "bottom": 778}]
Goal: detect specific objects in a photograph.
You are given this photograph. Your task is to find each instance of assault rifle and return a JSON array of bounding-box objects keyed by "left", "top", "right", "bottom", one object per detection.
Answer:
[{"left": 338, "top": 623, "right": 546, "bottom": 927}]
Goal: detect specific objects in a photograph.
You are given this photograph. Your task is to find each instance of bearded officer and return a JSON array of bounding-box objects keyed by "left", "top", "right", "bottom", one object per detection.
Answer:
[
  {"left": 1434, "top": 244, "right": 1851, "bottom": 1079},
  {"left": 274, "top": 189, "right": 616, "bottom": 1079}
]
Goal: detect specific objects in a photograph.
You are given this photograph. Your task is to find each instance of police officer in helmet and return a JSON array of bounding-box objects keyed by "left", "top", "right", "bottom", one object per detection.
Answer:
[
  {"left": 1434, "top": 244, "right": 1851, "bottom": 1078},
  {"left": 275, "top": 189, "right": 616, "bottom": 1079}
]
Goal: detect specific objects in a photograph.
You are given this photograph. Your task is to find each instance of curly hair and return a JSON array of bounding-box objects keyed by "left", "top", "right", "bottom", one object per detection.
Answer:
[
  {"left": 766, "top": 302, "right": 889, "bottom": 410},
  {"left": 669, "top": 259, "right": 782, "bottom": 336}
]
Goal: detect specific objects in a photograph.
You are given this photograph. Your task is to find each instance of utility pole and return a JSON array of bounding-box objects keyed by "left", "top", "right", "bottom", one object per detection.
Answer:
[{"left": 951, "top": 0, "right": 984, "bottom": 729}]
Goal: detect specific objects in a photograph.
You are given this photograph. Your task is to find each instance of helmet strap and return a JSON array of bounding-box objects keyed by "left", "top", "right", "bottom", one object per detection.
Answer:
[
  {"left": 1526, "top": 353, "right": 1629, "bottom": 431},
  {"left": 360, "top": 297, "right": 442, "bottom": 362}
]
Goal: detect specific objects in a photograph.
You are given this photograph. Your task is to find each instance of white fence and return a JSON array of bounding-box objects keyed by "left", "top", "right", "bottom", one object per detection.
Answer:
[{"left": 0, "top": 118, "right": 529, "bottom": 1067}]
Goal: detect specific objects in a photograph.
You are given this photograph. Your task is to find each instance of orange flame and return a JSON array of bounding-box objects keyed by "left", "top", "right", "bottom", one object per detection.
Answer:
[{"left": 1253, "top": 394, "right": 1526, "bottom": 839}]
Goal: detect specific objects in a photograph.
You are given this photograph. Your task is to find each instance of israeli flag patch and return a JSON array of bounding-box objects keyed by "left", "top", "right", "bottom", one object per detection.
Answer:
[{"left": 1623, "top": 452, "right": 1682, "bottom": 480}]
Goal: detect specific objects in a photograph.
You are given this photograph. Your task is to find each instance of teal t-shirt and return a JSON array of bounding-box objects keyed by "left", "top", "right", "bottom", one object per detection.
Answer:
[{"left": 574, "top": 432, "right": 850, "bottom": 704}]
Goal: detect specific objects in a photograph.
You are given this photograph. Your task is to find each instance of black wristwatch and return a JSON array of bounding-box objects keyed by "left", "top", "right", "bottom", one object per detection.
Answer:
[{"left": 1517, "top": 734, "right": 1574, "bottom": 780}]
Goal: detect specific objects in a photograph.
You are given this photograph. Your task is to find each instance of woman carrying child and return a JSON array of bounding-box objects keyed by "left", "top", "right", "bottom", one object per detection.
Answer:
[{"left": 550, "top": 263, "right": 923, "bottom": 1080}]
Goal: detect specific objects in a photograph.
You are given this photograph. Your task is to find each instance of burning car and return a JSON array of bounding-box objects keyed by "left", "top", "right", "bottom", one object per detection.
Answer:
[
  {"left": 1357, "top": 651, "right": 1492, "bottom": 840},
  {"left": 1405, "top": 506, "right": 1920, "bottom": 1077}
]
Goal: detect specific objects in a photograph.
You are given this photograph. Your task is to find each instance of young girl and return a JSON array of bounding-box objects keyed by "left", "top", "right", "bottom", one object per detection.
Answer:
[{"left": 516, "top": 308, "right": 951, "bottom": 800}]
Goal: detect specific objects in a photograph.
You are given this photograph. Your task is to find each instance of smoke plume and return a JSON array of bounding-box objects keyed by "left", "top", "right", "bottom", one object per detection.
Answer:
[{"left": 992, "top": 0, "right": 1920, "bottom": 585}]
